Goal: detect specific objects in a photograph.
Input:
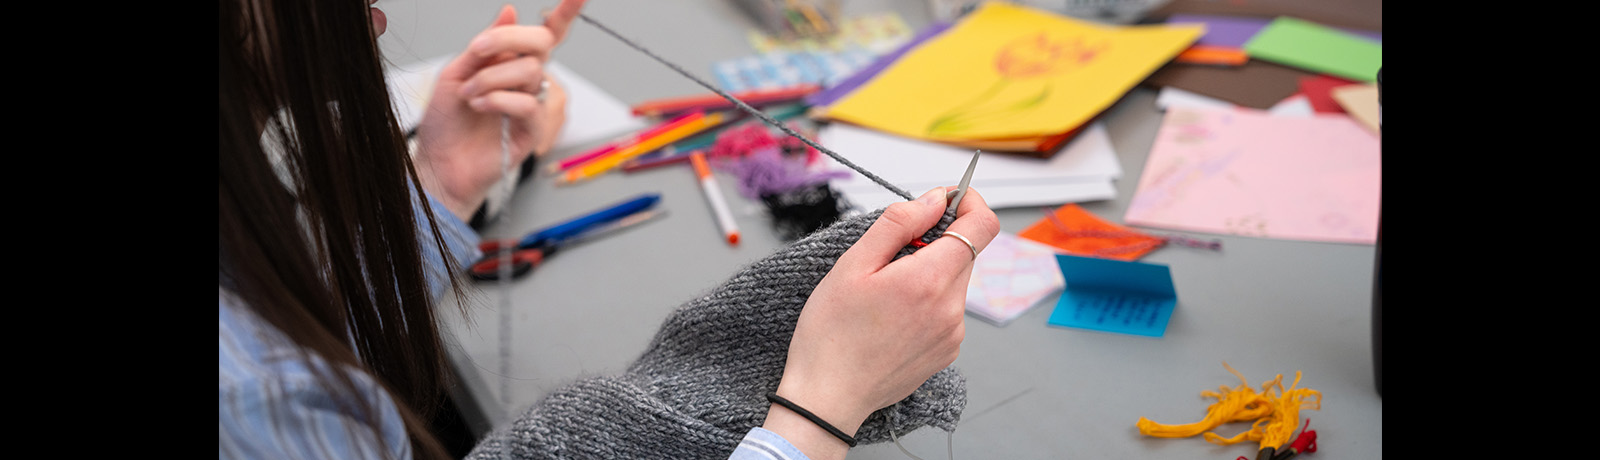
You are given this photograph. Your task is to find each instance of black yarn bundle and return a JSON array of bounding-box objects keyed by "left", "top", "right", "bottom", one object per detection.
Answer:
[{"left": 760, "top": 182, "right": 854, "bottom": 241}]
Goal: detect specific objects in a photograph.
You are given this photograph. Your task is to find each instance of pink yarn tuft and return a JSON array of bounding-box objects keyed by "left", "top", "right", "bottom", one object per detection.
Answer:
[
  {"left": 710, "top": 124, "right": 777, "bottom": 160},
  {"left": 707, "top": 120, "right": 840, "bottom": 200},
  {"left": 711, "top": 122, "right": 822, "bottom": 164}
]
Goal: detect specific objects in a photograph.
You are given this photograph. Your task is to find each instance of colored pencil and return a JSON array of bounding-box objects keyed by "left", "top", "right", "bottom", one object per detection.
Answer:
[
  {"left": 561, "top": 112, "right": 727, "bottom": 184},
  {"left": 630, "top": 85, "right": 819, "bottom": 118},
  {"left": 514, "top": 193, "right": 662, "bottom": 249},
  {"left": 622, "top": 149, "right": 700, "bottom": 173},
  {"left": 547, "top": 112, "right": 702, "bottom": 174}
]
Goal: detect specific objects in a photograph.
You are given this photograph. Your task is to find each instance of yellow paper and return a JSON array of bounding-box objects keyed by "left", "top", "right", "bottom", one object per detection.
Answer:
[
  {"left": 824, "top": 2, "right": 1202, "bottom": 141},
  {"left": 1331, "top": 84, "right": 1381, "bottom": 134}
]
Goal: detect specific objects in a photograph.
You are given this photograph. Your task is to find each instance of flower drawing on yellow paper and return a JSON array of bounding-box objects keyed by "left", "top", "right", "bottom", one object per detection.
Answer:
[{"left": 927, "top": 32, "right": 1108, "bottom": 137}]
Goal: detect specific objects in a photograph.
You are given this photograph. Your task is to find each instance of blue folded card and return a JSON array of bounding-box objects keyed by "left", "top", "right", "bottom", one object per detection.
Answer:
[{"left": 1047, "top": 254, "right": 1177, "bottom": 337}]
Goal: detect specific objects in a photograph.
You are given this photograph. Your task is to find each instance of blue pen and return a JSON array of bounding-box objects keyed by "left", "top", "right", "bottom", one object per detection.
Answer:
[{"left": 517, "top": 193, "right": 661, "bottom": 249}]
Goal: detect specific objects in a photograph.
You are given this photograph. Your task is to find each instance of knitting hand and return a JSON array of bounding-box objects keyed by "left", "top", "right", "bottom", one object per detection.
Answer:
[
  {"left": 768, "top": 187, "right": 998, "bottom": 455},
  {"left": 412, "top": 1, "right": 582, "bottom": 220}
]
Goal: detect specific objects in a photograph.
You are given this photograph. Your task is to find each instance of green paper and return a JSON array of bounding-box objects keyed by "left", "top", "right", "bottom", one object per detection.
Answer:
[{"left": 1243, "top": 17, "right": 1381, "bottom": 82}]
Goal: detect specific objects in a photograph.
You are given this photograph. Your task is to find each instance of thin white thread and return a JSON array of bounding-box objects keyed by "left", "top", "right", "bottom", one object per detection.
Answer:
[
  {"left": 947, "top": 430, "right": 954, "bottom": 460},
  {"left": 891, "top": 429, "right": 926, "bottom": 460},
  {"left": 497, "top": 115, "right": 514, "bottom": 453},
  {"left": 888, "top": 403, "right": 928, "bottom": 460},
  {"left": 887, "top": 401, "right": 959, "bottom": 460}
]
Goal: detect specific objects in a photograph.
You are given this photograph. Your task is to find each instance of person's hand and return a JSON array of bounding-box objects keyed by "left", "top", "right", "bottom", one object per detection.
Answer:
[
  {"left": 763, "top": 187, "right": 1000, "bottom": 459},
  {"left": 413, "top": 0, "right": 583, "bottom": 220}
]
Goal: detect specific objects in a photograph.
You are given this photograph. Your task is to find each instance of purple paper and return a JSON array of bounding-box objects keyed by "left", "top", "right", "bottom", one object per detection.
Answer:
[
  {"left": 1168, "top": 14, "right": 1270, "bottom": 48},
  {"left": 805, "top": 21, "right": 954, "bottom": 107},
  {"left": 1167, "top": 14, "right": 1381, "bottom": 48}
]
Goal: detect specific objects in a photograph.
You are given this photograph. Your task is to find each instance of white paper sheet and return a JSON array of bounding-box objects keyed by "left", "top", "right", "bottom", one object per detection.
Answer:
[
  {"left": 1267, "top": 94, "right": 1315, "bottom": 117},
  {"left": 840, "top": 180, "right": 1117, "bottom": 214},
  {"left": 1156, "top": 87, "right": 1237, "bottom": 112},
  {"left": 1158, "top": 86, "right": 1316, "bottom": 117},
  {"left": 815, "top": 122, "right": 1121, "bottom": 211}
]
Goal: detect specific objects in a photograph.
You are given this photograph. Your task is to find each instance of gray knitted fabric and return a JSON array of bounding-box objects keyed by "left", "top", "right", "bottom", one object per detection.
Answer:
[{"left": 467, "top": 208, "right": 965, "bottom": 459}]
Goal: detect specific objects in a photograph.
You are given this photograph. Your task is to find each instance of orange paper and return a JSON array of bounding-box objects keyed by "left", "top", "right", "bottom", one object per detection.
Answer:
[{"left": 1018, "top": 204, "right": 1165, "bottom": 261}]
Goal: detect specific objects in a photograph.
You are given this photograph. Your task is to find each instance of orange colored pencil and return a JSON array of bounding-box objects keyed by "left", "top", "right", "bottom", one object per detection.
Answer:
[
  {"left": 547, "top": 112, "right": 703, "bottom": 174},
  {"left": 561, "top": 112, "right": 727, "bottom": 184}
]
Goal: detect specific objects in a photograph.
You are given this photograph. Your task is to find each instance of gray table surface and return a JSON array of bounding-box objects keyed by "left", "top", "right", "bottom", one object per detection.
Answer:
[{"left": 379, "top": 1, "right": 1382, "bottom": 458}]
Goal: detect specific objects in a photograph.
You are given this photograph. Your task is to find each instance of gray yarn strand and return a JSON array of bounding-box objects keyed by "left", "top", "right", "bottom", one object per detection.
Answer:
[{"left": 576, "top": 13, "right": 914, "bottom": 201}]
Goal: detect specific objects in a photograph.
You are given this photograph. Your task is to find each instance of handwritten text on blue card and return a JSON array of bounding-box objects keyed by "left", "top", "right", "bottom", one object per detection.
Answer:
[{"left": 1047, "top": 255, "right": 1178, "bottom": 337}]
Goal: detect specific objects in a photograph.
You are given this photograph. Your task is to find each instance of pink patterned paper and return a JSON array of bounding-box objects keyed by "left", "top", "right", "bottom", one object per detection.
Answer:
[
  {"left": 1125, "top": 107, "right": 1381, "bottom": 244},
  {"left": 965, "top": 232, "right": 1065, "bottom": 326}
]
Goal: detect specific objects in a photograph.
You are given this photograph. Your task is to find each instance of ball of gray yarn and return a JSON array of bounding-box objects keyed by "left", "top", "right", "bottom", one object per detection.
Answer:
[{"left": 468, "top": 208, "right": 966, "bottom": 459}]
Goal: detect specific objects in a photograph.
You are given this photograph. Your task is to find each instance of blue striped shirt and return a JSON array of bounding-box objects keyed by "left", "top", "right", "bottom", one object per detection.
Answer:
[
  {"left": 219, "top": 190, "right": 809, "bottom": 459},
  {"left": 730, "top": 428, "right": 811, "bottom": 460}
]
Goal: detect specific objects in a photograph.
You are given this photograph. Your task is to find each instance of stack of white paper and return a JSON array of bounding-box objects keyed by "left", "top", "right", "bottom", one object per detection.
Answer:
[{"left": 814, "top": 122, "right": 1122, "bottom": 212}]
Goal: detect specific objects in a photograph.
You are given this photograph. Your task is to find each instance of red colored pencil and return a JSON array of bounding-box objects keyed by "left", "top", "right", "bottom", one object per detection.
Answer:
[
  {"left": 622, "top": 149, "right": 701, "bottom": 173},
  {"left": 630, "top": 84, "right": 819, "bottom": 118}
]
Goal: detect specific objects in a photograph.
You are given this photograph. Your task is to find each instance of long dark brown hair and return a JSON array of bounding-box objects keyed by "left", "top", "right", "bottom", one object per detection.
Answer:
[{"left": 219, "top": 0, "right": 464, "bottom": 458}]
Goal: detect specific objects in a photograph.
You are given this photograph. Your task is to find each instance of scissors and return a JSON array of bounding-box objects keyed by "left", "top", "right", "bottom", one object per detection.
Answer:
[
  {"left": 469, "top": 193, "right": 663, "bottom": 281},
  {"left": 909, "top": 150, "right": 981, "bottom": 250},
  {"left": 470, "top": 209, "right": 664, "bottom": 281}
]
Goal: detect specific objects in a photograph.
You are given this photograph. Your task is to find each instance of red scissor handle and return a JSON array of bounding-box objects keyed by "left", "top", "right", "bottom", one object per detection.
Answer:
[{"left": 469, "top": 248, "right": 545, "bottom": 281}]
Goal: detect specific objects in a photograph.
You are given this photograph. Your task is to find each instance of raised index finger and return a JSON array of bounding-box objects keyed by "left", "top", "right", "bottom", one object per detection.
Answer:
[{"left": 543, "top": 0, "right": 588, "bottom": 45}]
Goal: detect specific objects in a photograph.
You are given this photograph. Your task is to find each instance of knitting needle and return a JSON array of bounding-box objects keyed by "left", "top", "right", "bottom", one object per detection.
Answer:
[
  {"left": 945, "top": 150, "right": 981, "bottom": 214},
  {"left": 909, "top": 150, "right": 981, "bottom": 249}
]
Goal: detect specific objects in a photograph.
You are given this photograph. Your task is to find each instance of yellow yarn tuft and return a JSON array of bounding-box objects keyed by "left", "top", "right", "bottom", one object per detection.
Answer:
[
  {"left": 1138, "top": 363, "right": 1321, "bottom": 453},
  {"left": 1136, "top": 363, "right": 1270, "bottom": 438}
]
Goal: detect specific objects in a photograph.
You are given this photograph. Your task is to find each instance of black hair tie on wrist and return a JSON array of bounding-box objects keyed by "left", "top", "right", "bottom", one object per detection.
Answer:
[{"left": 766, "top": 392, "right": 858, "bottom": 448}]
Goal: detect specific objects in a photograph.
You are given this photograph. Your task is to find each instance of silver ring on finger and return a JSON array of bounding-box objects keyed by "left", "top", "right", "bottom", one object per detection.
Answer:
[
  {"left": 535, "top": 79, "right": 551, "bottom": 104},
  {"left": 941, "top": 231, "right": 978, "bottom": 261}
]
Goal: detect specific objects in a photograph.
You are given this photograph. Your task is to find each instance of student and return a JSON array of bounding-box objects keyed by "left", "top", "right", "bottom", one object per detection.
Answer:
[{"left": 217, "top": 0, "right": 999, "bottom": 459}]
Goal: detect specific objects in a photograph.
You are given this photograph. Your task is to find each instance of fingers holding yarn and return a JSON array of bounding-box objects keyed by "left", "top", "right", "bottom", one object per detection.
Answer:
[
  {"left": 836, "top": 188, "right": 947, "bottom": 274},
  {"left": 457, "top": 56, "right": 546, "bottom": 101}
]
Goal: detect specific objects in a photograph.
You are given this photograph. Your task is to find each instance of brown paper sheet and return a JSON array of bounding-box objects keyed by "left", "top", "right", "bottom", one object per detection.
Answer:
[{"left": 1138, "top": 0, "right": 1381, "bottom": 108}]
